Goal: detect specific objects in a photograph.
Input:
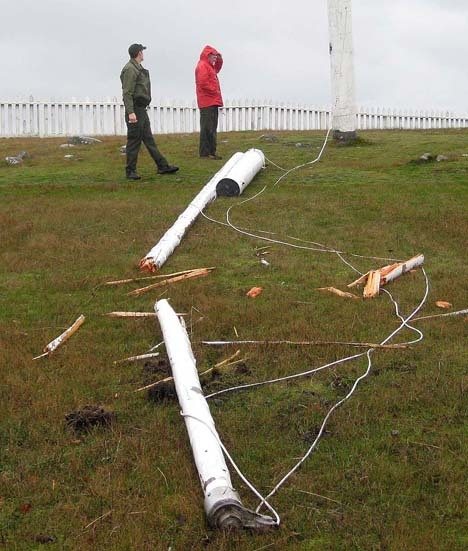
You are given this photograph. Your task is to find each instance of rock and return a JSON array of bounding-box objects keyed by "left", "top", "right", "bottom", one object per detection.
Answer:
[
  {"left": 119, "top": 145, "right": 126, "bottom": 154},
  {"left": 5, "top": 156, "right": 23, "bottom": 165},
  {"left": 60, "top": 143, "right": 75, "bottom": 148},
  {"left": 64, "top": 155, "right": 75, "bottom": 159},
  {"left": 420, "top": 152, "right": 434, "bottom": 162},
  {"left": 391, "top": 430, "right": 400, "bottom": 437},
  {"left": 5, "top": 151, "right": 30, "bottom": 165},
  {"left": 295, "top": 142, "right": 303, "bottom": 147},
  {"left": 259, "top": 134, "right": 279, "bottom": 143},
  {"left": 436, "top": 154, "right": 449, "bottom": 162},
  {"left": 68, "top": 136, "right": 102, "bottom": 145}
]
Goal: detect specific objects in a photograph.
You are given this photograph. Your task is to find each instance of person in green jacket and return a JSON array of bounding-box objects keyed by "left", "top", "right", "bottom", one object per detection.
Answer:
[{"left": 120, "top": 44, "right": 178, "bottom": 180}]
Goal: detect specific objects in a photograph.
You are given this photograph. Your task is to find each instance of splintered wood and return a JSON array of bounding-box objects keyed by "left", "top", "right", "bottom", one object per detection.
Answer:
[
  {"left": 135, "top": 350, "right": 244, "bottom": 393},
  {"left": 33, "top": 315, "right": 85, "bottom": 360},
  {"left": 128, "top": 267, "right": 215, "bottom": 297},
  {"left": 105, "top": 269, "right": 202, "bottom": 286},
  {"left": 106, "top": 312, "right": 157, "bottom": 318},
  {"left": 317, "top": 287, "right": 359, "bottom": 299},
  {"left": 348, "top": 254, "right": 424, "bottom": 298},
  {"left": 363, "top": 270, "right": 381, "bottom": 299},
  {"left": 246, "top": 286, "right": 263, "bottom": 298}
]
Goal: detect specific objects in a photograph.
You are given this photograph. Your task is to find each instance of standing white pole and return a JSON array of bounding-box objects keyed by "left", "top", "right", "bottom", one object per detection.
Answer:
[
  {"left": 155, "top": 299, "right": 276, "bottom": 530},
  {"left": 327, "top": 0, "right": 358, "bottom": 142}
]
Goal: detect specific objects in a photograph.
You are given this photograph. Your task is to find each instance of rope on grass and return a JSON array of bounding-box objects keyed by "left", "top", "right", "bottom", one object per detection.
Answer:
[{"left": 200, "top": 124, "right": 431, "bottom": 523}]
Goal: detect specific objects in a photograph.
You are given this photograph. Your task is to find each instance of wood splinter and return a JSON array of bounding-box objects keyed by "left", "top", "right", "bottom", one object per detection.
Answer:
[
  {"left": 363, "top": 270, "right": 381, "bottom": 299},
  {"left": 105, "top": 268, "right": 207, "bottom": 286},
  {"left": 33, "top": 315, "right": 85, "bottom": 360},
  {"left": 317, "top": 287, "right": 359, "bottom": 299},
  {"left": 128, "top": 268, "right": 215, "bottom": 297},
  {"left": 134, "top": 350, "right": 243, "bottom": 393},
  {"left": 114, "top": 352, "right": 160, "bottom": 365}
]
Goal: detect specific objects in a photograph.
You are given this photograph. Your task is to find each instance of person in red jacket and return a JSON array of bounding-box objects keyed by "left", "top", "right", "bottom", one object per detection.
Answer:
[{"left": 195, "top": 45, "right": 223, "bottom": 159}]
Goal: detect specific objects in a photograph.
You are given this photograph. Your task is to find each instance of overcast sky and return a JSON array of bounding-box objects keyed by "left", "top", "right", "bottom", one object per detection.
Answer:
[{"left": 1, "top": 0, "right": 467, "bottom": 113}]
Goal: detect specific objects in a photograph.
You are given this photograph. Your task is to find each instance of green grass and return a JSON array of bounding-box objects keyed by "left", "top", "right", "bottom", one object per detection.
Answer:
[{"left": 0, "top": 130, "right": 467, "bottom": 550}]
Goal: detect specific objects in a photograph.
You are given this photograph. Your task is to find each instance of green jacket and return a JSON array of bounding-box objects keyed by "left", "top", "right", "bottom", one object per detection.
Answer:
[{"left": 120, "top": 59, "right": 152, "bottom": 114}]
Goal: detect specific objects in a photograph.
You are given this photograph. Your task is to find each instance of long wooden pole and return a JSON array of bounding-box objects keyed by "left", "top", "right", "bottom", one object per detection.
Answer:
[{"left": 327, "top": 0, "right": 358, "bottom": 142}]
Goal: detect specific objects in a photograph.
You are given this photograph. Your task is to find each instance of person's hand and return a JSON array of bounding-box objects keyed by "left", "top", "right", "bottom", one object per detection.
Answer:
[{"left": 128, "top": 113, "right": 137, "bottom": 123}]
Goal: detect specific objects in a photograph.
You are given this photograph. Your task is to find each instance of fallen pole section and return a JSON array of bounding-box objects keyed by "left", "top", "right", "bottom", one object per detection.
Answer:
[
  {"left": 155, "top": 299, "right": 275, "bottom": 529},
  {"left": 140, "top": 151, "right": 265, "bottom": 272},
  {"left": 216, "top": 149, "right": 265, "bottom": 196},
  {"left": 348, "top": 254, "right": 425, "bottom": 298},
  {"left": 140, "top": 153, "right": 244, "bottom": 272}
]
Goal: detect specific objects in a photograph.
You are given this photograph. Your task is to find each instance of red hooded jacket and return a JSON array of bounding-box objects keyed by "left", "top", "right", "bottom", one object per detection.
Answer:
[{"left": 195, "top": 45, "right": 223, "bottom": 109}]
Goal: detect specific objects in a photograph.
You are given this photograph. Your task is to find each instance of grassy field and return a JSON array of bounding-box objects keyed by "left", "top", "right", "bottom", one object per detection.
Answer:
[{"left": 0, "top": 129, "right": 467, "bottom": 551}]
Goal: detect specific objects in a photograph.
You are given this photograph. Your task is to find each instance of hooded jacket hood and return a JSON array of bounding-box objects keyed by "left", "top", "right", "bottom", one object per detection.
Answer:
[
  {"left": 199, "top": 45, "right": 223, "bottom": 73},
  {"left": 195, "top": 45, "right": 223, "bottom": 108}
]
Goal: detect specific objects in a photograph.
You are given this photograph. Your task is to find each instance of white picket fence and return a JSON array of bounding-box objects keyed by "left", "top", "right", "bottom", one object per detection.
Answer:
[{"left": 1, "top": 98, "right": 467, "bottom": 137}]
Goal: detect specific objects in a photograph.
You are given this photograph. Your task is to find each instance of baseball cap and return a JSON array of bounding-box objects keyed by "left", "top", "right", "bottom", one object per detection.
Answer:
[{"left": 128, "top": 43, "right": 147, "bottom": 58}]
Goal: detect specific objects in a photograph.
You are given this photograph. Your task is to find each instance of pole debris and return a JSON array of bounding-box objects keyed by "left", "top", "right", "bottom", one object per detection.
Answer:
[
  {"left": 33, "top": 315, "right": 85, "bottom": 360},
  {"left": 348, "top": 254, "right": 425, "bottom": 298},
  {"left": 114, "top": 352, "right": 160, "bottom": 365},
  {"left": 317, "top": 287, "right": 360, "bottom": 299},
  {"left": 134, "top": 351, "right": 244, "bottom": 393},
  {"left": 201, "top": 340, "right": 407, "bottom": 350},
  {"left": 105, "top": 269, "right": 202, "bottom": 286},
  {"left": 155, "top": 299, "right": 276, "bottom": 530},
  {"left": 106, "top": 312, "right": 157, "bottom": 318},
  {"left": 128, "top": 268, "right": 215, "bottom": 297},
  {"left": 140, "top": 150, "right": 264, "bottom": 272},
  {"left": 411, "top": 308, "right": 468, "bottom": 322}
]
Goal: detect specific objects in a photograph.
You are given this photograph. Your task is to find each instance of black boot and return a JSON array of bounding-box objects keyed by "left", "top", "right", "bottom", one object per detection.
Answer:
[
  {"left": 126, "top": 170, "right": 141, "bottom": 180},
  {"left": 157, "top": 165, "right": 179, "bottom": 174}
]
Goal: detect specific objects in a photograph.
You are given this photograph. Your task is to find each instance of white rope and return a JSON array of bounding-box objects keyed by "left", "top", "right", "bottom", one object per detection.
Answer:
[
  {"left": 195, "top": 25, "right": 430, "bottom": 515},
  {"left": 254, "top": 268, "right": 429, "bottom": 513},
  {"left": 181, "top": 412, "right": 281, "bottom": 525}
]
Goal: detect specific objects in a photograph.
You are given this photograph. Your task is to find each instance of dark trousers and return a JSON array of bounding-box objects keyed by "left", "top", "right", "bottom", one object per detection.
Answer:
[
  {"left": 126, "top": 106, "right": 168, "bottom": 173},
  {"left": 199, "top": 106, "right": 219, "bottom": 157}
]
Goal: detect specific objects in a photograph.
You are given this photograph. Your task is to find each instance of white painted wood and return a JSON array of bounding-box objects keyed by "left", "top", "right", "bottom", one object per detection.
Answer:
[
  {"left": 0, "top": 99, "right": 466, "bottom": 137},
  {"left": 140, "top": 152, "right": 245, "bottom": 272},
  {"left": 216, "top": 148, "right": 265, "bottom": 197},
  {"left": 155, "top": 299, "right": 276, "bottom": 529},
  {"left": 327, "top": 0, "right": 357, "bottom": 134}
]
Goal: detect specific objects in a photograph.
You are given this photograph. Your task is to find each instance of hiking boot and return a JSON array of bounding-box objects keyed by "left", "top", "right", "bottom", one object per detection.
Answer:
[
  {"left": 126, "top": 171, "right": 141, "bottom": 180},
  {"left": 200, "top": 154, "right": 223, "bottom": 160},
  {"left": 157, "top": 165, "right": 179, "bottom": 174}
]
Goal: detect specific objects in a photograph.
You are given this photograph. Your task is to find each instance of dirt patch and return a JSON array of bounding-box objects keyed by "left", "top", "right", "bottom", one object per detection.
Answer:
[
  {"left": 33, "top": 534, "right": 57, "bottom": 544},
  {"left": 234, "top": 362, "right": 251, "bottom": 375},
  {"left": 65, "top": 405, "right": 115, "bottom": 433},
  {"left": 142, "top": 358, "right": 171, "bottom": 381},
  {"left": 147, "top": 380, "right": 177, "bottom": 402},
  {"left": 143, "top": 357, "right": 178, "bottom": 402},
  {"left": 302, "top": 426, "right": 332, "bottom": 444}
]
